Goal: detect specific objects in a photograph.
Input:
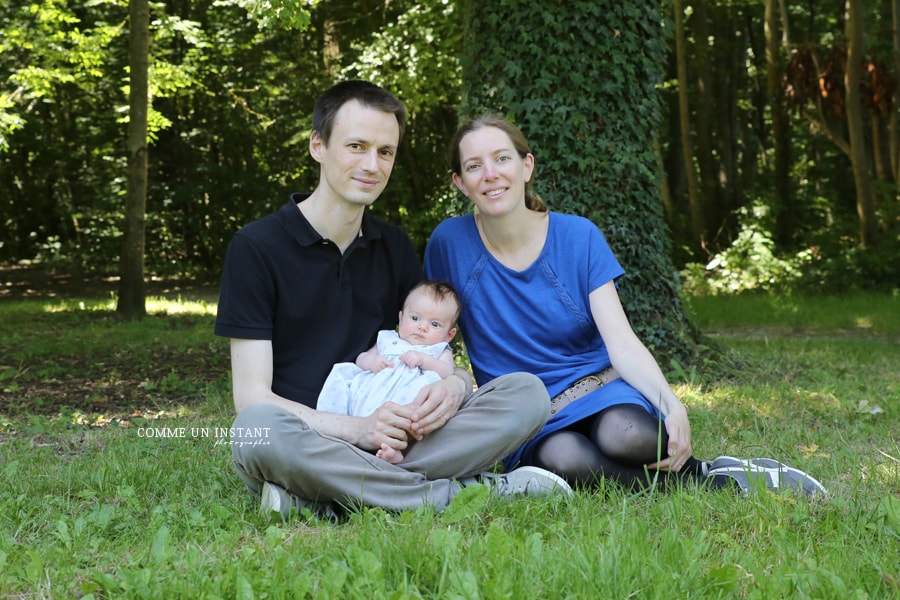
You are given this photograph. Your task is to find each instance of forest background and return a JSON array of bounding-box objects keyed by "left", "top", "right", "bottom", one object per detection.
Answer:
[
  {"left": 1, "top": 0, "right": 898, "bottom": 363},
  {"left": 2, "top": 4, "right": 898, "bottom": 596}
]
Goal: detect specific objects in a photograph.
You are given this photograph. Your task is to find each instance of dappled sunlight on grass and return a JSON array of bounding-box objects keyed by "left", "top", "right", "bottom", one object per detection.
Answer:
[
  {"left": 147, "top": 296, "right": 217, "bottom": 316},
  {"left": 33, "top": 295, "right": 217, "bottom": 316},
  {"left": 854, "top": 316, "right": 873, "bottom": 329},
  {"left": 40, "top": 298, "right": 117, "bottom": 313}
]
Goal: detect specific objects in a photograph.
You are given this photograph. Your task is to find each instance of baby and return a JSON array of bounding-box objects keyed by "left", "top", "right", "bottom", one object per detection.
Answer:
[{"left": 317, "top": 279, "right": 461, "bottom": 463}]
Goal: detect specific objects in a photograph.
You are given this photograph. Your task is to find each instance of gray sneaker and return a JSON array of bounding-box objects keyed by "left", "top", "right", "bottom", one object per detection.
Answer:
[
  {"left": 259, "top": 481, "right": 341, "bottom": 522},
  {"left": 476, "top": 466, "right": 574, "bottom": 499},
  {"left": 707, "top": 456, "right": 828, "bottom": 497}
]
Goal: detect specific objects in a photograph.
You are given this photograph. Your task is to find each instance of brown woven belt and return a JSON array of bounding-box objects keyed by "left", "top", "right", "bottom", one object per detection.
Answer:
[{"left": 550, "top": 366, "right": 620, "bottom": 415}]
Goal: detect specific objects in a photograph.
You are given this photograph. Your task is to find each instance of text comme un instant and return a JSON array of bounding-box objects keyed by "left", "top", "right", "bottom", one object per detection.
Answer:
[{"left": 136, "top": 427, "right": 271, "bottom": 439}]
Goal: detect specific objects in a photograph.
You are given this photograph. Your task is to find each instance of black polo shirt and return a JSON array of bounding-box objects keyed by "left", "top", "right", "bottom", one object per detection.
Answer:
[{"left": 215, "top": 193, "right": 423, "bottom": 408}]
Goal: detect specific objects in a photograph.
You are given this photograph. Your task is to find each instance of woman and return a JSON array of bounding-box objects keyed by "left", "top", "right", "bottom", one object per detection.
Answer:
[{"left": 425, "top": 114, "right": 826, "bottom": 495}]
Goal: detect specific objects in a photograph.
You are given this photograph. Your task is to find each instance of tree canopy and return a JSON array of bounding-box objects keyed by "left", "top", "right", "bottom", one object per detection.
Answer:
[{"left": 1, "top": 0, "right": 897, "bottom": 348}]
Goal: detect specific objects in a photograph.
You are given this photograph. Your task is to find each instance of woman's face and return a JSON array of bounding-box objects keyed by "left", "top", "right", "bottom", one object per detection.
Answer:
[{"left": 452, "top": 126, "right": 534, "bottom": 217}]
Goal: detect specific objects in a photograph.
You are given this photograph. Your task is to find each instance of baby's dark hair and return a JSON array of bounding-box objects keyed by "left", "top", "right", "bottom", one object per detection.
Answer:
[{"left": 408, "top": 279, "right": 462, "bottom": 325}]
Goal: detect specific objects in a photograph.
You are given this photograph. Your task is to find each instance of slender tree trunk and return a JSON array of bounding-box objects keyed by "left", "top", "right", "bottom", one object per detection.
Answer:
[
  {"left": 673, "top": 0, "right": 705, "bottom": 253},
  {"left": 892, "top": 0, "right": 900, "bottom": 184},
  {"left": 767, "top": 0, "right": 793, "bottom": 245},
  {"left": 692, "top": 0, "right": 718, "bottom": 243},
  {"left": 871, "top": 115, "right": 888, "bottom": 182},
  {"left": 117, "top": 0, "right": 149, "bottom": 318},
  {"left": 322, "top": 18, "right": 340, "bottom": 78},
  {"left": 778, "top": 0, "right": 790, "bottom": 45},
  {"left": 713, "top": 7, "right": 743, "bottom": 237},
  {"left": 845, "top": 0, "right": 877, "bottom": 246}
]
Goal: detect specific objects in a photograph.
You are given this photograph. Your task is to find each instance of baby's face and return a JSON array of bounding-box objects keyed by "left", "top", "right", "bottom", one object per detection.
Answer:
[{"left": 397, "top": 289, "right": 457, "bottom": 346}]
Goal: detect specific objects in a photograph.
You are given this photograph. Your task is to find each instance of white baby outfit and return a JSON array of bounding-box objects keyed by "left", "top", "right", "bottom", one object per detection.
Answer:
[{"left": 317, "top": 330, "right": 450, "bottom": 417}]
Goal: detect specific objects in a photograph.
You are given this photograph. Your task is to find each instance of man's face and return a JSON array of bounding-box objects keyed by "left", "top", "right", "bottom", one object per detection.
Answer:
[{"left": 311, "top": 99, "right": 400, "bottom": 208}]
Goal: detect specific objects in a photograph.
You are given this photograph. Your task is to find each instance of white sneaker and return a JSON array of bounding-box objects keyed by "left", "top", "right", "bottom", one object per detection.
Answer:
[
  {"left": 260, "top": 481, "right": 291, "bottom": 518},
  {"left": 477, "top": 466, "right": 574, "bottom": 499},
  {"left": 259, "top": 481, "right": 341, "bottom": 521},
  {"left": 707, "top": 456, "right": 828, "bottom": 497}
]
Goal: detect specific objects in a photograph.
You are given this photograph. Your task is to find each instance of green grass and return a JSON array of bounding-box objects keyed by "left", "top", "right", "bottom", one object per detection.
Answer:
[
  {"left": 685, "top": 291, "right": 900, "bottom": 335},
  {"left": 1, "top": 292, "right": 898, "bottom": 598}
]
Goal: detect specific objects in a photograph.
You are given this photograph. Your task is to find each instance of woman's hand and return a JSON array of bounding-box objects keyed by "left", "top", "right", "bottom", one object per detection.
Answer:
[{"left": 647, "top": 401, "right": 693, "bottom": 472}]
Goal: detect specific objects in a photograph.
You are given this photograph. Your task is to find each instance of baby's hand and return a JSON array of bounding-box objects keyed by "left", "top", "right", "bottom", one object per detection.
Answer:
[
  {"left": 399, "top": 350, "right": 426, "bottom": 369},
  {"left": 368, "top": 356, "right": 394, "bottom": 373},
  {"left": 376, "top": 443, "right": 404, "bottom": 464}
]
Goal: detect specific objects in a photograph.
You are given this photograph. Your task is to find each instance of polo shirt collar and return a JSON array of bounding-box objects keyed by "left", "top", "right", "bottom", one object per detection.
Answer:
[{"left": 285, "top": 192, "right": 385, "bottom": 247}]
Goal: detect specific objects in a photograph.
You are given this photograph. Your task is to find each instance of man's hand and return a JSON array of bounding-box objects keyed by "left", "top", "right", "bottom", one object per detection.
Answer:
[
  {"left": 356, "top": 401, "right": 415, "bottom": 453},
  {"left": 407, "top": 373, "right": 469, "bottom": 440}
]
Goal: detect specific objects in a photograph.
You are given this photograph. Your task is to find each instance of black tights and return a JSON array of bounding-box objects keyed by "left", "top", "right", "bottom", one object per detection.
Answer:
[{"left": 529, "top": 404, "right": 707, "bottom": 491}]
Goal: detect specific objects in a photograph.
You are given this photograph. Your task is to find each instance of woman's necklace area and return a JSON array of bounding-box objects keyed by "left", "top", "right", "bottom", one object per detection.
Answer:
[{"left": 475, "top": 213, "right": 547, "bottom": 272}]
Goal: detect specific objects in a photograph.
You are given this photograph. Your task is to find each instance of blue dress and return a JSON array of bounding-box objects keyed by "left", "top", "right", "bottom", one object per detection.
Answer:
[{"left": 425, "top": 213, "right": 659, "bottom": 469}]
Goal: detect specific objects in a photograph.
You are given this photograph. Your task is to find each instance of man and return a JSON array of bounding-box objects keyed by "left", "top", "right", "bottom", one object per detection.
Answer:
[{"left": 215, "top": 80, "right": 571, "bottom": 518}]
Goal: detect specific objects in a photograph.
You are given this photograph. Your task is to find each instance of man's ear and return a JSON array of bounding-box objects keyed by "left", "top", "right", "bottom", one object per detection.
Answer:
[{"left": 309, "top": 131, "right": 324, "bottom": 163}]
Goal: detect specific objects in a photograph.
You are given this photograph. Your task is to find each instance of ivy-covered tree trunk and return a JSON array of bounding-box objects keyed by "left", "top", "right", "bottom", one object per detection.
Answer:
[{"left": 459, "top": 0, "right": 699, "bottom": 365}]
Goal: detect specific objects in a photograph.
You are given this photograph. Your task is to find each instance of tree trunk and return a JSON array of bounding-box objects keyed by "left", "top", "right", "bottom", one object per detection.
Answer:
[
  {"left": 674, "top": 0, "right": 705, "bottom": 253},
  {"left": 117, "top": 0, "right": 149, "bottom": 318},
  {"left": 892, "top": 0, "right": 900, "bottom": 184},
  {"left": 712, "top": 5, "right": 744, "bottom": 241},
  {"left": 845, "top": 0, "right": 877, "bottom": 247},
  {"left": 871, "top": 115, "right": 888, "bottom": 182},
  {"left": 767, "top": 0, "right": 793, "bottom": 246},
  {"left": 692, "top": 0, "right": 718, "bottom": 245}
]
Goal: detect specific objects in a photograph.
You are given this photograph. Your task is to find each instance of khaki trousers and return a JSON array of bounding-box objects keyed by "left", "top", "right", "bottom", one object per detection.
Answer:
[{"left": 230, "top": 372, "right": 549, "bottom": 512}]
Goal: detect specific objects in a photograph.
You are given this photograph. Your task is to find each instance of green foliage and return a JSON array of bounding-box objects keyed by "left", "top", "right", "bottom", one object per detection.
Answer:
[
  {"left": 797, "top": 235, "right": 900, "bottom": 294},
  {"left": 1, "top": 0, "right": 894, "bottom": 304},
  {"left": 222, "top": 0, "right": 315, "bottom": 30},
  {"left": 459, "top": 0, "right": 697, "bottom": 363},
  {"left": 0, "top": 0, "right": 463, "bottom": 273},
  {"left": 344, "top": 0, "right": 464, "bottom": 256},
  {"left": 682, "top": 200, "right": 900, "bottom": 295},
  {"left": 0, "top": 1, "right": 128, "bottom": 265},
  {"left": 681, "top": 202, "right": 806, "bottom": 295}
]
